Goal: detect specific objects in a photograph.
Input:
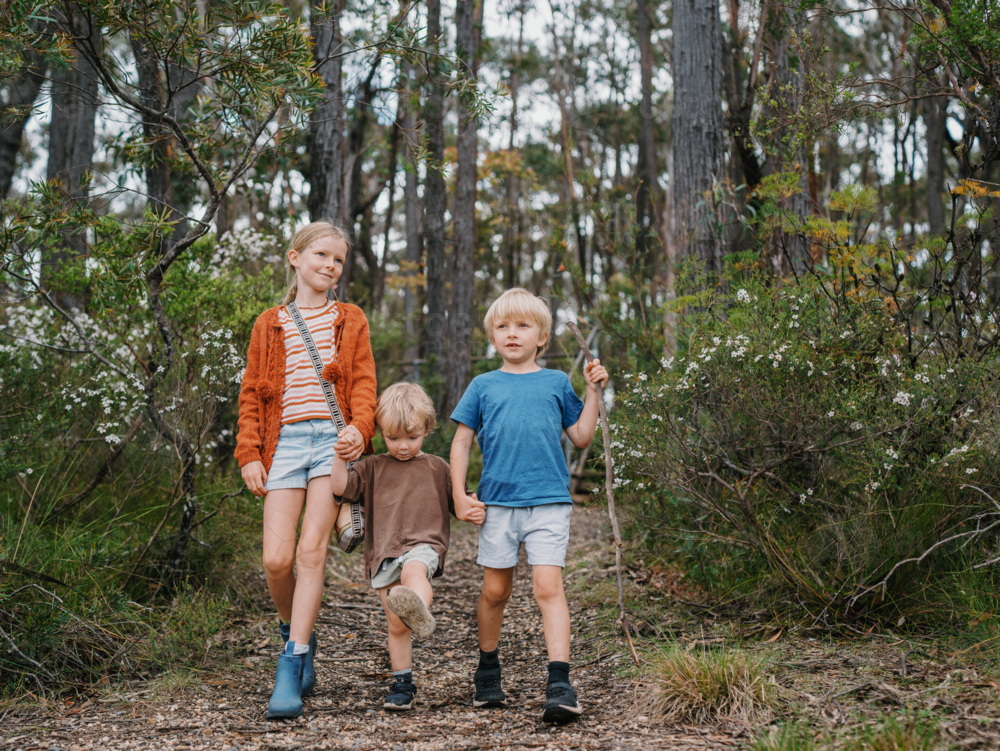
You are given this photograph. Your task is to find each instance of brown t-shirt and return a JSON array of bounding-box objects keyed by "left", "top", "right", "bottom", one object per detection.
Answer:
[{"left": 341, "top": 453, "right": 456, "bottom": 579}]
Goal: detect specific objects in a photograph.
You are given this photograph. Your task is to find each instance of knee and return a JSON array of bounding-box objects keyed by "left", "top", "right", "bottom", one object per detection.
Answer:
[
  {"left": 295, "top": 538, "right": 328, "bottom": 572},
  {"left": 263, "top": 552, "right": 293, "bottom": 579},
  {"left": 532, "top": 575, "right": 564, "bottom": 604},
  {"left": 388, "top": 617, "right": 411, "bottom": 639},
  {"left": 481, "top": 579, "right": 512, "bottom": 608}
]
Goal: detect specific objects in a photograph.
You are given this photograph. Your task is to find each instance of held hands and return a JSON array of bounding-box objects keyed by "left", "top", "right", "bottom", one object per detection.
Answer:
[
  {"left": 241, "top": 460, "right": 268, "bottom": 497},
  {"left": 583, "top": 358, "right": 610, "bottom": 391},
  {"left": 455, "top": 492, "right": 486, "bottom": 526},
  {"left": 335, "top": 424, "right": 365, "bottom": 461}
]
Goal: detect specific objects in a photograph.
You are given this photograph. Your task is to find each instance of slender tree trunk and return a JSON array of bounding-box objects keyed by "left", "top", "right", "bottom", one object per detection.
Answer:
[
  {"left": 635, "top": 0, "right": 658, "bottom": 272},
  {"left": 445, "top": 0, "right": 481, "bottom": 414},
  {"left": 503, "top": 2, "right": 525, "bottom": 290},
  {"left": 402, "top": 57, "right": 423, "bottom": 364},
  {"left": 308, "top": 0, "right": 345, "bottom": 227},
  {"left": 925, "top": 88, "right": 947, "bottom": 236},
  {"left": 0, "top": 48, "right": 47, "bottom": 199},
  {"left": 423, "top": 0, "right": 449, "bottom": 369},
  {"left": 672, "top": 0, "right": 725, "bottom": 277},
  {"left": 44, "top": 18, "right": 100, "bottom": 298}
]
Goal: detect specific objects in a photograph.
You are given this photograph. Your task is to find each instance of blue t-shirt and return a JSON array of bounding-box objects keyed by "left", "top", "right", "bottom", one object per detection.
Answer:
[{"left": 450, "top": 368, "right": 585, "bottom": 507}]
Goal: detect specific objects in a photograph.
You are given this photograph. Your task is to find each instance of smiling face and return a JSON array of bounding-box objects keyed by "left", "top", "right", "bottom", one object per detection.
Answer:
[
  {"left": 288, "top": 236, "right": 348, "bottom": 296},
  {"left": 382, "top": 428, "right": 428, "bottom": 462},
  {"left": 492, "top": 316, "right": 548, "bottom": 367}
]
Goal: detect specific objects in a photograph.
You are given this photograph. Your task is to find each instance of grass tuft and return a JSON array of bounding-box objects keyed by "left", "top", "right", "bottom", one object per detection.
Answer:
[
  {"left": 639, "top": 643, "right": 777, "bottom": 725},
  {"left": 849, "top": 716, "right": 948, "bottom": 751},
  {"left": 752, "top": 724, "right": 818, "bottom": 751}
]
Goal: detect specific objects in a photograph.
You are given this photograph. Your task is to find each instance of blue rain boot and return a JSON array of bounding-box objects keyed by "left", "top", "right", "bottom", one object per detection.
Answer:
[
  {"left": 300, "top": 632, "right": 318, "bottom": 697},
  {"left": 267, "top": 642, "right": 304, "bottom": 719},
  {"left": 279, "top": 621, "right": 290, "bottom": 643}
]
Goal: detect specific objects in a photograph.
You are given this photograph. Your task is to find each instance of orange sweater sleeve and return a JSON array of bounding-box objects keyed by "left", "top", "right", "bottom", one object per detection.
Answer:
[
  {"left": 348, "top": 314, "right": 378, "bottom": 445},
  {"left": 234, "top": 315, "right": 266, "bottom": 468}
]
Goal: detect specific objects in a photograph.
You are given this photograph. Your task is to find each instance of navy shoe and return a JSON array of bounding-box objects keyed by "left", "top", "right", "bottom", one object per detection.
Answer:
[
  {"left": 473, "top": 665, "right": 507, "bottom": 708},
  {"left": 279, "top": 621, "right": 290, "bottom": 643},
  {"left": 267, "top": 642, "right": 304, "bottom": 719},
  {"left": 300, "top": 632, "right": 318, "bottom": 697},
  {"left": 383, "top": 675, "right": 416, "bottom": 711},
  {"left": 541, "top": 681, "right": 582, "bottom": 724}
]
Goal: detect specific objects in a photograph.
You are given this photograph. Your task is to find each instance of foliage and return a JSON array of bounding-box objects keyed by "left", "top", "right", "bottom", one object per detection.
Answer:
[
  {"left": 638, "top": 644, "right": 777, "bottom": 724},
  {"left": 613, "top": 183, "right": 1000, "bottom": 623}
]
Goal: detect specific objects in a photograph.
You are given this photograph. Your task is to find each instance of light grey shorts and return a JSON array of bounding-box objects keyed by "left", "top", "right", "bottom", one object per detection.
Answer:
[
  {"left": 477, "top": 503, "right": 573, "bottom": 569},
  {"left": 371, "top": 544, "right": 440, "bottom": 590}
]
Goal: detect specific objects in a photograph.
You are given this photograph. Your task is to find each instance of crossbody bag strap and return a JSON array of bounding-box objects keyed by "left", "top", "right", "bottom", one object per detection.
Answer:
[{"left": 287, "top": 302, "right": 349, "bottom": 436}]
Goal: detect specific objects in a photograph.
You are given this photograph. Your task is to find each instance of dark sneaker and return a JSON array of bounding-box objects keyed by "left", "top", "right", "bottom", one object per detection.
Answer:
[
  {"left": 383, "top": 677, "right": 416, "bottom": 711},
  {"left": 473, "top": 666, "right": 507, "bottom": 708},
  {"left": 542, "top": 681, "right": 582, "bottom": 724}
]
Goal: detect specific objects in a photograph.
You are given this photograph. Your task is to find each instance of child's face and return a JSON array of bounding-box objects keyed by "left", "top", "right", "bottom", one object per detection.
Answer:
[
  {"left": 382, "top": 427, "right": 428, "bottom": 462},
  {"left": 289, "top": 236, "right": 348, "bottom": 295},
  {"left": 492, "top": 316, "right": 547, "bottom": 365}
]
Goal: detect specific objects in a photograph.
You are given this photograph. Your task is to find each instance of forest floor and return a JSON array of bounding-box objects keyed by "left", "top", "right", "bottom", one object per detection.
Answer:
[{"left": 5, "top": 506, "right": 1000, "bottom": 750}]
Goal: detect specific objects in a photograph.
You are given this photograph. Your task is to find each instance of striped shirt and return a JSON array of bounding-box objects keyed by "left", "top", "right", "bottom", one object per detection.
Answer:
[{"left": 278, "top": 301, "right": 339, "bottom": 425}]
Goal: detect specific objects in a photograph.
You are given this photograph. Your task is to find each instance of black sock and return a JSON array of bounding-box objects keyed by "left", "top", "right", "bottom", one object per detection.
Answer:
[
  {"left": 478, "top": 648, "right": 500, "bottom": 670},
  {"left": 393, "top": 668, "right": 412, "bottom": 683},
  {"left": 547, "top": 661, "right": 570, "bottom": 685}
]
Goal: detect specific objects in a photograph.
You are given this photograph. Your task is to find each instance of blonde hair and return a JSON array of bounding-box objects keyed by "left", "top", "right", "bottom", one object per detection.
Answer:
[
  {"left": 375, "top": 382, "right": 437, "bottom": 437},
  {"left": 282, "top": 221, "right": 353, "bottom": 305},
  {"left": 483, "top": 287, "right": 553, "bottom": 358}
]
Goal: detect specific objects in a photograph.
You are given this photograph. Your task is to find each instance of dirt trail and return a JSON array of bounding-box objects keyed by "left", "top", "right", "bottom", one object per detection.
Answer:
[{"left": 1, "top": 507, "right": 742, "bottom": 750}]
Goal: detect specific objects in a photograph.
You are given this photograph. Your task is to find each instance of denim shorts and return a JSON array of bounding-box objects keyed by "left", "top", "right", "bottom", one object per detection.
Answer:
[
  {"left": 477, "top": 503, "right": 573, "bottom": 569},
  {"left": 264, "top": 419, "right": 339, "bottom": 491}
]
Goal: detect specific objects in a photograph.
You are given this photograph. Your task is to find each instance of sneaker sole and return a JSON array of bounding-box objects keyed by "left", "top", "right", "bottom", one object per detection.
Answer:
[
  {"left": 386, "top": 586, "right": 436, "bottom": 639},
  {"left": 383, "top": 700, "right": 414, "bottom": 711},
  {"left": 266, "top": 707, "right": 304, "bottom": 719},
  {"left": 472, "top": 694, "right": 508, "bottom": 708},
  {"left": 541, "top": 702, "right": 583, "bottom": 724}
]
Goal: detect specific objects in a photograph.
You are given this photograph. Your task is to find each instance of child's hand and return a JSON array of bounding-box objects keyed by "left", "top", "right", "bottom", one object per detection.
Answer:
[
  {"left": 241, "top": 460, "right": 268, "bottom": 497},
  {"left": 455, "top": 492, "right": 486, "bottom": 526},
  {"left": 583, "top": 359, "right": 609, "bottom": 390},
  {"left": 335, "top": 424, "right": 365, "bottom": 461}
]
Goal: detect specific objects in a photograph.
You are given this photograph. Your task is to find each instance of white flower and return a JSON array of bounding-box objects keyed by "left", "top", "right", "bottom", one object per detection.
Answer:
[
  {"left": 638, "top": 373, "right": 647, "bottom": 381},
  {"left": 966, "top": 468, "right": 979, "bottom": 475},
  {"left": 736, "top": 288, "right": 751, "bottom": 303},
  {"left": 892, "top": 391, "right": 912, "bottom": 407},
  {"left": 826, "top": 411, "right": 835, "bottom": 418},
  {"left": 661, "top": 356, "right": 674, "bottom": 369},
  {"left": 26, "top": 468, "right": 33, "bottom": 475}
]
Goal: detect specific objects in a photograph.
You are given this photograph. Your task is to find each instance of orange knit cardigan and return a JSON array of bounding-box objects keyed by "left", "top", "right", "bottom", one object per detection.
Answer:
[{"left": 234, "top": 302, "right": 378, "bottom": 471}]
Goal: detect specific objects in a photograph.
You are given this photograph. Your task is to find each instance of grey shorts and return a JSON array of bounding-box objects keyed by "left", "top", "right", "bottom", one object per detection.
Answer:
[
  {"left": 370, "top": 544, "right": 439, "bottom": 590},
  {"left": 477, "top": 503, "right": 573, "bottom": 569}
]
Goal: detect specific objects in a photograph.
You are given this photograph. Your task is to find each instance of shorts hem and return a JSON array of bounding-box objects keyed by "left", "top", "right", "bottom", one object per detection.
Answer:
[
  {"left": 265, "top": 479, "right": 307, "bottom": 491},
  {"left": 527, "top": 557, "right": 566, "bottom": 568},
  {"left": 305, "top": 470, "right": 331, "bottom": 482},
  {"left": 476, "top": 556, "right": 519, "bottom": 569}
]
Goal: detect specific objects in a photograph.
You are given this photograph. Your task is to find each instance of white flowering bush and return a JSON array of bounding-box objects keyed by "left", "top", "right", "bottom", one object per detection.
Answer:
[{"left": 613, "top": 274, "right": 1000, "bottom": 620}]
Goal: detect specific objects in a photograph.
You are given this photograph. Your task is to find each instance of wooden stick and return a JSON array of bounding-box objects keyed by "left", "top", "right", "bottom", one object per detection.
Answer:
[{"left": 566, "top": 321, "right": 639, "bottom": 665}]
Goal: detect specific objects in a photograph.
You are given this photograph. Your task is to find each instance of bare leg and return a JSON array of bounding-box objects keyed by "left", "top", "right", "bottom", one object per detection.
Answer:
[
  {"left": 532, "top": 565, "right": 570, "bottom": 663},
  {"left": 399, "top": 561, "right": 433, "bottom": 609},
  {"left": 477, "top": 567, "right": 514, "bottom": 652},
  {"left": 262, "top": 488, "right": 306, "bottom": 621},
  {"left": 379, "top": 586, "right": 412, "bottom": 671},
  {"left": 288, "top": 475, "right": 337, "bottom": 644}
]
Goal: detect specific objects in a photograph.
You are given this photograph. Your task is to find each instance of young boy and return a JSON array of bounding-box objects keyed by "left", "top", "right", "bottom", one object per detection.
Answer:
[
  {"left": 450, "top": 288, "right": 609, "bottom": 724},
  {"left": 330, "top": 382, "right": 485, "bottom": 711}
]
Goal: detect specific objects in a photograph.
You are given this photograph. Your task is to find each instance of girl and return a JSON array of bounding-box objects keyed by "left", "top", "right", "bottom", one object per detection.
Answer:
[{"left": 235, "top": 222, "right": 377, "bottom": 718}]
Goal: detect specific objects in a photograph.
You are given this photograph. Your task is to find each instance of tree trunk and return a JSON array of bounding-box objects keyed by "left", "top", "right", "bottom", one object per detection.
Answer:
[
  {"left": 0, "top": 48, "right": 47, "bottom": 199},
  {"left": 44, "top": 20, "right": 100, "bottom": 298},
  {"left": 402, "top": 57, "right": 423, "bottom": 364},
  {"left": 671, "top": 0, "right": 725, "bottom": 277},
  {"left": 924, "top": 89, "right": 947, "bottom": 236},
  {"left": 502, "top": 2, "right": 525, "bottom": 290},
  {"left": 308, "top": 0, "right": 345, "bottom": 227},
  {"left": 635, "top": 0, "right": 658, "bottom": 273},
  {"left": 423, "top": 0, "right": 449, "bottom": 368},
  {"left": 445, "top": 0, "right": 481, "bottom": 414}
]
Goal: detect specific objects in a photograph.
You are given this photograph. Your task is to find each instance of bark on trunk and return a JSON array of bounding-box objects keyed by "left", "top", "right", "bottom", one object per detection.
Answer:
[
  {"left": 635, "top": 0, "right": 658, "bottom": 272},
  {"left": 445, "top": 0, "right": 481, "bottom": 414},
  {"left": 308, "top": 0, "right": 345, "bottom": 227},
  {"left": 671, "top": 0, "right": 725, "bottom": 276},
  {"left": 423, "top": 0, "right": 449, "bottom": 367},
  {"left": 924, "top": 89, "right": 947, "bottom": 237},
  {"left": 0, "top": 48, "right": 47, "bottom": 199},
  {"left": 44, "top": 18, "right": 100, "bottom": 298},
  {"left": 502, "top": 2, "right": 525, "bottom": 290},
  {"left": 402, "top": 57, "right": 423, "bottom": 363}
]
